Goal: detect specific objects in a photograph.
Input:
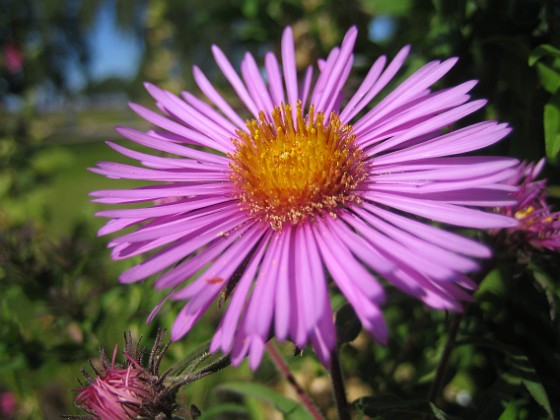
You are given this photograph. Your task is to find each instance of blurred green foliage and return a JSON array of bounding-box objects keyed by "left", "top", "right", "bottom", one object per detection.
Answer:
[
  {"left": 1, "top": 0, "right": 560, "bottom": 418},
  {"left": 529, "top": 43, "right": 560, "bottom": 163}
]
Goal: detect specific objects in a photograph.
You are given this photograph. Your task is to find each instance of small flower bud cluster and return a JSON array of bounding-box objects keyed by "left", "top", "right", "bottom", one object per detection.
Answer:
[{"left": 74, "top": 331, "right": 179, "bottom": 419}]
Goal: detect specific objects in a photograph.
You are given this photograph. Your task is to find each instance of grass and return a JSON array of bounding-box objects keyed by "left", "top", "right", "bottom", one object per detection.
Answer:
[
  {"left": 41, "top": 141, "right": 131, "bottom": 235},
  {"left": 36, "top": 108, "right": 149, "bottom": 237}
]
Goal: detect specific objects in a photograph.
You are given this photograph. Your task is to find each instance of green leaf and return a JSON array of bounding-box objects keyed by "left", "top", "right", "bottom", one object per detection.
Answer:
[
  {"left": 0, "top": 353, "right": 27, "bottom": 374},
  {"left": 456, "top": 338, "right": 553, "bottom": 419},
  {"left": 497, "top": 399, "right": 526, "bottom": 420},
  {"left": 529, "top": 44, "right": 560, "bottom": 67},
  {"left": 509, "top": 351, "right": 553, "bottom": 418},
  {"left": 30, "top": 147, "right": 74, "bottom": 175},
  {"left": 536, "top": 63, "right": 560, "bottom": 94},
  {"left": 0, "top": 172, "right": 12, "bottom": 197},
  {"left": 198, "top": 403, "right": 249, "bottom": 420},
  {"left": 362, "top": 0, "right": 412, "bottom": 15},
  {"left": 471, "top": 375, "right": 520, "bottom": 420},
  {"left": 544, "top": 91, "right": 560, "bottom": 162},
  {"left": 241, "top": 0, "right": 259, "bottom": 18},
  {"left": 430, "top": 402, "right": 462, "bottom": 420},
  {"left": 217, "top": 382, "right": 316, "bottom": 419},
  {"left": 474, "top": 269, "right": 507, "bottom": 318}
]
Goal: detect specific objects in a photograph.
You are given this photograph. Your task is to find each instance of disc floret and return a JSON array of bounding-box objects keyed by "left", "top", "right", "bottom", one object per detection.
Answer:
[{"left": 229, "top": 102, "right": 367, "bottom": 230}]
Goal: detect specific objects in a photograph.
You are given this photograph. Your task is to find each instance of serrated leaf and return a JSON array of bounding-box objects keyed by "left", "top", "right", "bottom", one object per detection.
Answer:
[
  {"left": 217, "top": 382, "right": 315, "bottom": 419},
  {"left": 544, "top": 92, "right": 560, "bottom": 162}
]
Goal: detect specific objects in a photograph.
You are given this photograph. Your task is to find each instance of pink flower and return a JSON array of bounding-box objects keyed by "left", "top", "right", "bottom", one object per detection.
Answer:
[
  {"left": 91, "top": 27, "right": 517, "bottom": 368},
  {"left": 76, "top": 355, "right": 149, "bottom": 419},
  {"left": 75, "top": 332, "right": 177, "bottom": 419},
  {"left": 3, "top": 42, "right": 23, "bottom": 74},
  {"left": 495, "top": 159, "right": 560, "bottom": 252},
  {"left": 0, "top": 391, "right": 17, "bottom": 418}
]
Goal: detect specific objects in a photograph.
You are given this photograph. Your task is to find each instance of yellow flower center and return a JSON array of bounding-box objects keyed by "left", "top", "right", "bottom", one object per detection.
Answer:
[
  {"left": 515, "top": 206, "right": 534, "bottom": 221},
  {"left": 229, "top": 102, "right": 367, "bottom": 230}
]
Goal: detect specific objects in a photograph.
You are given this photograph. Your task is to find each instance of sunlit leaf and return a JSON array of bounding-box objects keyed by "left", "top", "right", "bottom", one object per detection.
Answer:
[
  {"left": 497, "top": 399, "right": 526, "bottom": 420},
  {"left": 535, "top": 63, "right": 560, "bottom": 94},
  {"left": 544, "top": 91, "right": 560, "bottom": 162},
  {"left": 529, "top": 44, "right": 560, "bottom": 66}
]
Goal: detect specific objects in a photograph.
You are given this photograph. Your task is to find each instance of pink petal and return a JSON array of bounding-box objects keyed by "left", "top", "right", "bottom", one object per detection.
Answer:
[
  {"left": 366, "top": 191, "right": 518, "bottom": 228},
  {"left": 212, "top": 45, "right": 259, "bottom": 118}
]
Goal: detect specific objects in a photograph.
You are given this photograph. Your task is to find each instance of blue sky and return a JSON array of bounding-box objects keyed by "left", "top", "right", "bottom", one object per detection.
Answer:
[
  {"left": 69, "top": 5, "right": 143, "bottom": 90},
  {"left": 67, "top": 7, "right": 393, "bottom": 91},
  {"left": 89, "top": 5, "right": 143, "bottom": 80}
]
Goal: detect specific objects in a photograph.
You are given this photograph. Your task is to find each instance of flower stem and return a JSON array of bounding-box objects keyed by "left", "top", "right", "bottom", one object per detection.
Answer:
[
  {"left": 428, "top": 313, "right": 463, "bottom": 403},
  {"left": 330, "top": 347, "right": 351, "bottom": 420},
  {"left": 266, "top": 341, "right": 324, "bottom": 420}
]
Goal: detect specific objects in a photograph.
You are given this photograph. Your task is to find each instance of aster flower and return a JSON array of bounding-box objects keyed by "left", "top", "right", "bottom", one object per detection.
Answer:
[
  {"left": 494, "top": 159, "right": 560, "bottom": 252},
  {"left": 0, "top": 391, "right": 16, "bottom": 419},
  {"left": 3, "top": 41, "right": 24, "bottom": 74},
  {"left": 91, "top": 27, "right": 518, "bottom": 369},
  {"left": 74, "top": 331, "right": 178, "bottom": 419}
]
